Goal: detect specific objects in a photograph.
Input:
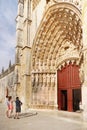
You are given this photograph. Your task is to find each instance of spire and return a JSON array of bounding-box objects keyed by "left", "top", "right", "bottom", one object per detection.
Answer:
[
  {"left": 18, "top": 0, "right": 24, "bottom": 4},
  {"left": 46, "top": 0, "right": 50, "bottom": 4},
  {"left": 9, "top": 60, "right": 11, "bottom": 68},
  {"left": 2, "top": 67, "right": 4, "bottom": 73}
]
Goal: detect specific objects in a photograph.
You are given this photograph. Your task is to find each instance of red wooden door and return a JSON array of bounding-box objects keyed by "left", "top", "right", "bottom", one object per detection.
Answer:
[{"left": 57, "top": 63, "right": 81, "bottom": 112}]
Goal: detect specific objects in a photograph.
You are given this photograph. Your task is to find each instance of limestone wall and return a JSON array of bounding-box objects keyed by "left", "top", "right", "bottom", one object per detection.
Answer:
[
  {"left": 31, "top": 0, "right": 46, "bottom": 45},
  {"left": 0, "top": 65, "right": 15, "bottom": 102}
]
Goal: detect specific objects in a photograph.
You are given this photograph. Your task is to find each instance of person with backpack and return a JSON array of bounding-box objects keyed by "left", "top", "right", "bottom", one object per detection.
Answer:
[{"left": 14, "top": 97, "right": 22, "bottom": 119}]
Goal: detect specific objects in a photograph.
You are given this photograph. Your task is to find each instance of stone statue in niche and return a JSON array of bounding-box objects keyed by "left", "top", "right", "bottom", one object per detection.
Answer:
[
  {"left": 43, "top": 74, "right": 47, "bottom": 87},
  {"left": 31, "top": 74, "right": 35, "bottom": 87},
  {"left": 79, "top": 63, "right": 84, "bottom": 83},
  {"left": 47, "top": 74, "right": 51, "bottom": 89},
  {"left": 39, "top": 74, "right": 43, "bottom": 89},
  {"left": 32, "top": 74, "right": 39, "bottom": 93},
  {"left": 51, "top": 74, "right": 55, "bottom": 88},
  {"left": 36, "top": 74, "right": 39, "bottom": 86}
]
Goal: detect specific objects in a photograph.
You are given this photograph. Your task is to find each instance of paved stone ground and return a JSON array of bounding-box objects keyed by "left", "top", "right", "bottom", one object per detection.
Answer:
[{"left": 0, "top": 103, "right": 87, "bottom": 130}]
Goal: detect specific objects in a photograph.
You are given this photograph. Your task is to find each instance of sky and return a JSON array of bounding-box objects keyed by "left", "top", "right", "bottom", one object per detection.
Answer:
[{"left": 0, "top": 0, "right": 17, "bottom": 73}]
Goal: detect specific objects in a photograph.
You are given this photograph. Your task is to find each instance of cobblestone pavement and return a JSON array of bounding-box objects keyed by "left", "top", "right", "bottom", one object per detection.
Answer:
[{"left": 0, "top": 103, "right": 87, "bottom": 130}]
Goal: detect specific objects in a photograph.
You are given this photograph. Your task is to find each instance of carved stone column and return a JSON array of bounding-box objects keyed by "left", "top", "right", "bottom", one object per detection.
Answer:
[
  {"left": 54, "top": 72, "right": 58, "bottom": 109},
  {"left": 47, "top": 74, "right": 51, "bottom": 105},
  {"left": 42, "top": 73, "right": 46, "bottom": 105},
  {"left": 15, "top": 0, "right": 24, "bottom": 100},
  {"left": 50, "top": 74, "right": 55, "bottom": 106}
]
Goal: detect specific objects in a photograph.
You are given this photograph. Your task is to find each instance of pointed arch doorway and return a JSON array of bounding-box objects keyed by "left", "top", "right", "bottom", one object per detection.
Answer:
[{"left": 57, "top": 62, "right": 81, "bottom": 112}]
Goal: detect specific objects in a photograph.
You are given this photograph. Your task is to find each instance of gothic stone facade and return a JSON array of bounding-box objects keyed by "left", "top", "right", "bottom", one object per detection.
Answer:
[
  {"left": 0, "top": 64, "right": 15, "bottom": 102},
  {"left": 1, "top": 0, "right": 87, "bottom": 120},
  {"left": 15, "top": 0, "right": 83, "bottom": 109}
]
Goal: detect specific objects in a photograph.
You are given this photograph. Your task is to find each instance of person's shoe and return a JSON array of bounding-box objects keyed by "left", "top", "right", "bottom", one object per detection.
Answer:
[{"left": 17, "top": 117, "right": 20, "bottom": 119}]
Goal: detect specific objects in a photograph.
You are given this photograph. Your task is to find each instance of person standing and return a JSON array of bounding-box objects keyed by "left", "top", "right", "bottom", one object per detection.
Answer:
[
  {"left": 5, "top": 96, "right": 9, "bottom": 117},
  {"left": 14, "top": 97, "right": 22, "bottom": 119}
]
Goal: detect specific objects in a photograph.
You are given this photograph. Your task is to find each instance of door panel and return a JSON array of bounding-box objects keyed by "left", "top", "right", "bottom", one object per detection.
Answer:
[
  {"left": 73, "top": 89, "right": 81, "bottom": 111},
  {"left": 61, "top": 90, "right": 67, "bottom": 110},
  {"left": 58, "top": 63, "right": 81, "bottom": 112}
]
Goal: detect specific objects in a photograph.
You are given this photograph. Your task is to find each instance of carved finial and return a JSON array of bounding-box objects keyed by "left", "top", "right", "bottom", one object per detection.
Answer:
[
  {"left": 46, "top": 0, "right": 50, "bottom": 4},
  {"left": 9, "top": 60, "right": 11, "bottom": 68},
  {"left": 18, "top": 0, "right": 24, "bottom": 4},
  {"left": 2, "top": 67, "right": 4, "bottom": 73}
]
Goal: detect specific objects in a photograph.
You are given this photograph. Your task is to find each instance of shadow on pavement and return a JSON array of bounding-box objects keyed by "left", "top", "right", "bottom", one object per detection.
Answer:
[{"left": 19, "top": 112, "right": 38, "bottom": 118}]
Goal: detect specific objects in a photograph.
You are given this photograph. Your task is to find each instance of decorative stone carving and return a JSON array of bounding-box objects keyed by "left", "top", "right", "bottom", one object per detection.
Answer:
[
  {"left": 51, "top": 74, "right": 55, "bottom": 90},
  {"left": 15, "top": 49, "right": 20, "bottom": 64},
  {"left": 58, "top": 41, "right": 77, "bottom": 57},
  {"left": 32, "top": 74, "right": 39, "bottom": 93},
  {"left": 54, "top": 0, "right": 82, "bottom": 10},
  {"left": 14, "top": 69, "right": 19, "bottom": 84},
  {"left": 31, "top": 74, "right": 35, "bottom": 87},
  {"left": 46, "top": 0, "right": 50, "bottom": 4},
  {"left": 18, "top": 2, "right": 24, "bottom": 16},
  {"left": 56, "top": 41, "right": 80, "bottom": 70},
  {"left": 47, "top": 74, "right": 51, "bottom": 89},
  {"left": 79, "top": 63, "right": 84, "bottom": 83},
  {"left": 39, "top": 74, "right": 43, "bottom": 89},
  {"left": 32, "top": 0, "right": 41, "bottom": 10}
]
